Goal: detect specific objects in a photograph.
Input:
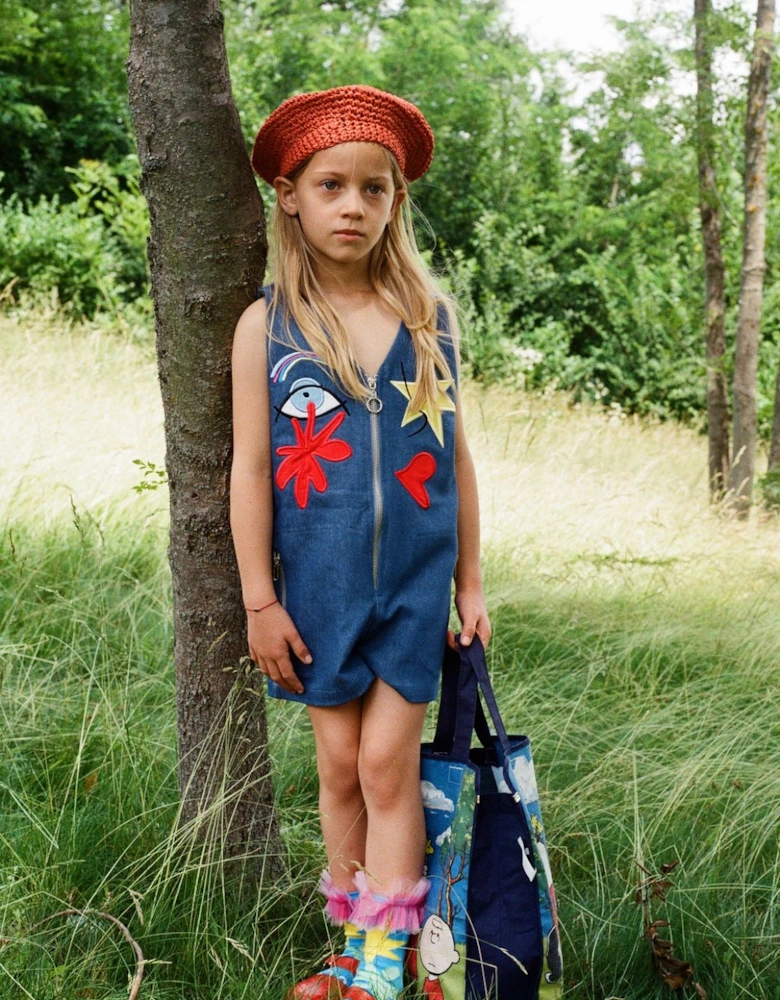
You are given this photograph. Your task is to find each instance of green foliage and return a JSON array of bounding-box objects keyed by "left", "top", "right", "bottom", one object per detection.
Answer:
[
  {"left": 759, "top": 467, "right": 780, "bottom": 510},
  {"left": 65, "top": 156, "right": 150, "bottom": 299},
  {"left": 0, "top": 0, "right": 132, "bottom": 199},
  {"left": 132, "top": 459, "right": 168, "bottom": 494},
  {"left": 0, "top": 157, "right": 148, "bottom": 317},
  {"left": 0, "top": 186, "right": 118, "bottom": 316}
]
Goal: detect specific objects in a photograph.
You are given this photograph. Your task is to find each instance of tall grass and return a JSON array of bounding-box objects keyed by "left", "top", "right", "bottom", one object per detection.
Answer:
[{"left": 0, "top": 315, "right": 778, "bottom": 998}]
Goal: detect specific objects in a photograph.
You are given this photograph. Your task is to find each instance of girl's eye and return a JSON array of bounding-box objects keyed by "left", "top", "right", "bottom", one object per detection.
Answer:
[
  {"left": 322, "top": 180, "right": 338, "bottom": 191},
  {"left": 279, "top": 378, "right": 344, "bottom": 420},
  {"left": 367, "top": 185, "right": 385, "bottom": 195}
]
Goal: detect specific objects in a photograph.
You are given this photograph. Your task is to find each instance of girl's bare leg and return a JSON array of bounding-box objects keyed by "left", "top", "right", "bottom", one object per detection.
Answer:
[
  {"left": 358, "top": 678, "right": 428, "bottom": 890},
  {"left": 307, "top": 698, "right": 366, "bottom": 890}
]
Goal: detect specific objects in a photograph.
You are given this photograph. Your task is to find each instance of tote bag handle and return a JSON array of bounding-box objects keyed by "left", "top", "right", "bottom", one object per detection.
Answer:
[{"left": 432, "top": 636, "right": 514, "bottom": 764}]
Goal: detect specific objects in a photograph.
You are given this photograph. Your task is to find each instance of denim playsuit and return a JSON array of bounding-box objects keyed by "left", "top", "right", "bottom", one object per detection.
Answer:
[{"left": 261, "top": 286, "right": 459, "bottom": 706}]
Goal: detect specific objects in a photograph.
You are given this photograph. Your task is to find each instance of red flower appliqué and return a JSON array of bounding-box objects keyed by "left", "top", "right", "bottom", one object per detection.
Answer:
[{"left": 276, "top": 402, "right": 352, "bottom": 509}]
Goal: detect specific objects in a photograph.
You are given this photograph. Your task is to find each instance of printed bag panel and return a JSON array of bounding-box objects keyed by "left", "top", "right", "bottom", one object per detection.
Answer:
[
  {"left": 419, "top": 757, "right": 548, "bottom": 1000},
  {"left": 466, "top": 763, "right": 544, "bottom": 1000},
  {"left": 418, "top": 759, "right": 475, "bottom": 1000},
  {"left": 420, "top": 637, "right": 563, "bottom": 999},
  {"left": 494, "top": 744, "right": 563, "bottom": 994}
]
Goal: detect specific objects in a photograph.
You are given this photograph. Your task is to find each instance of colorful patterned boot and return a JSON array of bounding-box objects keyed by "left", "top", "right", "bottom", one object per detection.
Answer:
[
  {"left": 342, "top": 872, "right": 429, "bottom": 1000},
  {"left": 286, "top": 872, "right": 364, "bottom": 1000}
]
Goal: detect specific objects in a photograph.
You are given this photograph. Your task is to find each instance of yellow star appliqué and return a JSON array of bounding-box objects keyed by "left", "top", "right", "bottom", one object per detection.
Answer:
[{"left": 389, "top": 378, "right": 456, "bottom": 447}]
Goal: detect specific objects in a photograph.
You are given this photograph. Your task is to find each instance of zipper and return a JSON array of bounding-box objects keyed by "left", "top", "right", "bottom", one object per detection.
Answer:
[
  {"left": 365, "top": 375, "right": 383, "bottom": 589},
  {"left": 272, "top": 549, "right": 286, "bottom": 608}
]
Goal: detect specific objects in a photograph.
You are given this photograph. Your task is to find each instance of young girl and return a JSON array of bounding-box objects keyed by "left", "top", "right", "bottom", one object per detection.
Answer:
[{"left": 230, "top": 85, "right": 490, "bottom": 1000}]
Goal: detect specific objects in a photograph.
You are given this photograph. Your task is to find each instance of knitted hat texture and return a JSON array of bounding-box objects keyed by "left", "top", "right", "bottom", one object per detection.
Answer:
[{"left": 251, "top": 85, "right": 434, "bottom": 185}]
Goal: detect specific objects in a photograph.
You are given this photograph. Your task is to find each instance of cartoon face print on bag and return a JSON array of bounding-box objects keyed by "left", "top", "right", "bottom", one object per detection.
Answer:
[
  {"left": 419, "top": 913, "right": 460, "bottom": 985},
  {"left": 273, "top": 370, "right": 353, "bottom": 510}
]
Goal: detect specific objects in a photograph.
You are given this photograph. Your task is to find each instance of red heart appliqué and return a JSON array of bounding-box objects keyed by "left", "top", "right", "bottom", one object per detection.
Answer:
[{"left": 395, "top": 451, "right": 436, "bottom": 509}]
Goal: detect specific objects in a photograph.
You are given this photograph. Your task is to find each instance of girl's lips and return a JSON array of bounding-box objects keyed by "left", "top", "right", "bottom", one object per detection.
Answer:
[{"left": 334, "top": 230, "right": 364, "bottom": 237}]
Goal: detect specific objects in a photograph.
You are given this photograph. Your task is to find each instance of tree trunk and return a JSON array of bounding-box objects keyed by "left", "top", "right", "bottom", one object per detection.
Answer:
[
  {"left": 127, "top": 0, "right": 280, "bottom": 865},
  {"left": 770, "top": 363, "right": 780, "bottom": 471},
  {"left": 694, "top": 0, "right": 730, "bottom": 499},
  {"left": 728, "top": 0, "right": 776, "bottom": 515}
]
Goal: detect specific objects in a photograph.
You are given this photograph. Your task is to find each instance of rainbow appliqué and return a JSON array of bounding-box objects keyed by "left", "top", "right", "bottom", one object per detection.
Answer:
[{"left": 271, "top": 350, "right": 320, "bottom": 383}]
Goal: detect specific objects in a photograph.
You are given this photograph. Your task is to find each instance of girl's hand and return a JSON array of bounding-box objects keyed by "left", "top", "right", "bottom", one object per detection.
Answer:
[
  {"left": 247, "top": 603, "right": 312, "bottom": 695},
  {"left": 449, "top": 588, "right": 492, "bottom": 651}
]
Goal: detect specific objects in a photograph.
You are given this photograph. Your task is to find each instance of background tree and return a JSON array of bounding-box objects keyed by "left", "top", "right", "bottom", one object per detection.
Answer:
[
  {"left": 695, "top": 0, "right": 730, "bottom": 498},
  {"left": 127, "top": 0, "right": 280, "bottom": 860},
  {"left": 728, "top": 0, "right": 776, "bottom": 513}
]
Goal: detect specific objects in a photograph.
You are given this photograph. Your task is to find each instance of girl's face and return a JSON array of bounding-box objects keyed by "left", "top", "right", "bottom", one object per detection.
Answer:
[{"left": 274, "top": 142, "right": 405, "bottom": 274}]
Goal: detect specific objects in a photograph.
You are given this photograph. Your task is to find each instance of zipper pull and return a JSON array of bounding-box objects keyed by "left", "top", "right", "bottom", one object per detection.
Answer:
[
  {"left": 272, "top": 550, "right": 280, "bottom": 582},
  {"left": 366, "top": 374, "right": 383, "bottom": 414}
]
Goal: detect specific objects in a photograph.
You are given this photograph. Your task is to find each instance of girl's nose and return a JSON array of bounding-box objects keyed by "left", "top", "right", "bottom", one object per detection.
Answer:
[{"left": 341, "top": 185, "right": 364, "bottom": 217}]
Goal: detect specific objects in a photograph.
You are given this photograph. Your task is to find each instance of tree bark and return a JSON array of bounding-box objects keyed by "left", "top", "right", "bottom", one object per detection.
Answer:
[
  {"left": 127, "top": 0, "right": 280, "bottom": 865},
  {"left": 694, "top": 0, "right": 730, "bottom": 499},
  {"left": 728, "top": 0, "right": 776, "bottom": 515}
]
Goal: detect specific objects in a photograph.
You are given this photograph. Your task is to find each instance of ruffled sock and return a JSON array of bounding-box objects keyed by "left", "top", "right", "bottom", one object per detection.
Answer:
[
  {"left": 285, "top": 873, "right": 363, "bottom": 999},
  {"left": 345, "top": 872, "right": 429, "bottom": 1000},
  {"left": 348, "top": 926, "right": 408, "bottom": 1000},
  {"left": 319, "top": 872, "right": 363, "bottom": 986}
]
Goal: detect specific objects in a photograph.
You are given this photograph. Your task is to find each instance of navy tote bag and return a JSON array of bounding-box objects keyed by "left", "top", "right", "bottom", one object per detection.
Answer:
[{"left": 415, "top": 637, "right": 563, "bottom": 1000}]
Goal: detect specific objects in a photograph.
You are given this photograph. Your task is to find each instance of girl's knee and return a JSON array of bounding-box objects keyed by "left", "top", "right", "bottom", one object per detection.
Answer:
[
  {"left": 357, "top": 739, "right": 418, "bottom": 811},
  {"left": 317, "top": 740, "right": 361, "bottom": 800}
]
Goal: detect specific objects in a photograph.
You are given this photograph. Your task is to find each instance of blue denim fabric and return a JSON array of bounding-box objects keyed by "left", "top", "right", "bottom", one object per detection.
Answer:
[{"left": 261, "top": 285, "right": 458, "bottom": 706}]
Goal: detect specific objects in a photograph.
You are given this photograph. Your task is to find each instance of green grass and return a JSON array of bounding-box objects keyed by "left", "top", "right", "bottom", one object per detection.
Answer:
[{"left": 1, "top": 313, "right": 779, "bottom": 998}]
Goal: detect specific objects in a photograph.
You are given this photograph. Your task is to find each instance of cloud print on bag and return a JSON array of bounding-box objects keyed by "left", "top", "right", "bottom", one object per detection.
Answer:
[
  {"left": 491, "top": 766, "right": 511, "bottom": 795},
  {"left": 435, "top": 826, "right": 452, "bottom": 847},
  {"left": 420, "top": 780, "right": 454, "bottom": 812},
  {"left": 492, "top": 758, "right": 540, "bottom": 804},
  {"left": 511, "top": 756, "right": 539, "bottom": 803}
]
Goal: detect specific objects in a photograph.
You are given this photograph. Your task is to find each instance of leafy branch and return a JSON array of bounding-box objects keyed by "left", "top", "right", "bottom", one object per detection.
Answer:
[{"left": 132, "top": 459, "right": 168, "bottom": 493}]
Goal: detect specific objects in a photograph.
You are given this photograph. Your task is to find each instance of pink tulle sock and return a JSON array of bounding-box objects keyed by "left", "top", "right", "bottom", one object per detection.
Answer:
[
  {"left": 319, "top": 869, "right": 356, "bottom": 926},
  {"left": 351, "top": 870, "right": 430, "bottom": 934}
]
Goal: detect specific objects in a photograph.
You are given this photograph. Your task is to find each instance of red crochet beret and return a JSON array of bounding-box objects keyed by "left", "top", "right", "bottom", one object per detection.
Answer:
[{"left": 251, "top": 85, "right": 434, "bottom": 185}]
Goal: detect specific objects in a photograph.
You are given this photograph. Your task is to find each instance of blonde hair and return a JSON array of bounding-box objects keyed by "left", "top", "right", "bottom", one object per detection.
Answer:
[{"left": 267, "top": 148, "right": 458, "bottom": 411}]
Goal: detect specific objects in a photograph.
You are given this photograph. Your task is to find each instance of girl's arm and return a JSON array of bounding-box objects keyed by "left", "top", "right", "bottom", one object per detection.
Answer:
[
  {"left": 230, "top": 297, "right": 311, "bottom": 695},
  {"left": 451, "top": 404, "right": 492, "bottom": 649}
]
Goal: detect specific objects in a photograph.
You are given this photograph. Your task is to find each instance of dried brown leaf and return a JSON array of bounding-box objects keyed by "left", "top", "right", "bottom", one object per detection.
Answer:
[
  {"left": 657, "top": 954, "right": 694, "bottom": 989},
  {"left": 651, "top": 879, "right": 673, "bottom": 901},
  {"left": 647, "top": 919, "right": 670, "bottom": 936},
  {"left": 693, "top": 983, "right": 708, "bottom": 999},
  {"left": 660, "top": 860, "right": 680, "bottom": 875}
]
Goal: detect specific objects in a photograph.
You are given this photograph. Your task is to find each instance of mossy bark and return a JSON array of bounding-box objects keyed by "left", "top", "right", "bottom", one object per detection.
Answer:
[{"left": 127, "top": 0, "right": 280, "bottom": 865}]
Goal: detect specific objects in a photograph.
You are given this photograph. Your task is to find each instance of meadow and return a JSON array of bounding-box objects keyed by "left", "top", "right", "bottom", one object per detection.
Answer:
[{"left": 0, "top": 309, "right": 778, "bottom": 999}]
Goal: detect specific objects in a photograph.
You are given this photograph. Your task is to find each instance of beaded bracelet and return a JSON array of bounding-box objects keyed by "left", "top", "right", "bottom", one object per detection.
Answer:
[{"left": 244, "top": 599, "right": 279, "bottom": 614}]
